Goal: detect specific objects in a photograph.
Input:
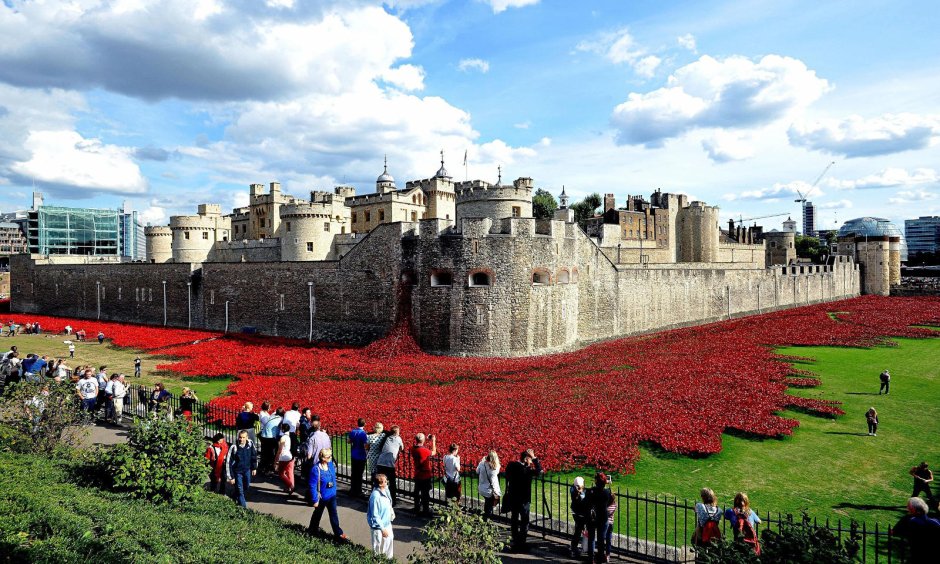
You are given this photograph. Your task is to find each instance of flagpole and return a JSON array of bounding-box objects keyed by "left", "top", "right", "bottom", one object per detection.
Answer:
[{"left": 464, "top": 149, "right": 468, "bottom": 182}]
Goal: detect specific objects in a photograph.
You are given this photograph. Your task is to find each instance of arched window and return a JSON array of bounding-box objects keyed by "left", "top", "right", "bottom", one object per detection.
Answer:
[
  {"left": 430, "top": 270, "right": 453, "bottom": 287},
  {"left": 532, "top": 269, "right": 551, "bottom": 285},
  {"left": 557, "top": 269, "right": 570, "bottom": 284},
  {"left": 469, "top": 270, "right": 492, "bottom": 287}
]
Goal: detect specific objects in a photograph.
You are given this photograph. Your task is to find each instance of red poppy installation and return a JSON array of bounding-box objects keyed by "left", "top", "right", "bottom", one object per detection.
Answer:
[{"left": 10, "top": 295, "right": 940, "bottom": 473}]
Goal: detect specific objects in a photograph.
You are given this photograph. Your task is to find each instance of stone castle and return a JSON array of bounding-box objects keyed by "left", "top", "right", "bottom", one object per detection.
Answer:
[{"left": 11, "top": 157, "right": 898, "bottom": 356}]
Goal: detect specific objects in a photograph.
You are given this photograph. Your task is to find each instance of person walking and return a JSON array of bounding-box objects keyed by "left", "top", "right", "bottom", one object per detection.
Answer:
[
  {"left": 587, "top": 472, "right": 614, "bottom": 563},
  {"left": 68, "top": 342, "right": 75, "bottom": 359},
  {"left": 503, "top": 449, "right": 543, "bottom": 552},
  {"left": 225, "top": 430, "right": 258, "bottom": 508},
  {"left": 910, "top": 462, "right": 934, "bottom": 501},
  {"left": 442, "top": 443, "right": 462, "bottom": 503},
  {"left": 308, "top": 448, "right": 346, "bottom": 540},
  {"left": 410, "top": 433, "right": 437, "bottom": 516},
  {"left": 347, "top": 418, "right": 369, "bottom": 497},
  {"left": 879, "top": 369, "right": 891, "bottom": 394},
  {"left": 111, "top": 374, "right": 127, "bottom": 427},
  {"left": 375, "top": 425, "right": 404, "bottom": 506},
  {"left": 367, "top": 473, "right": 395, "bottom": 559},
  {"left": 205, "top": 433, "right": 229, "bottom": 495},
  {"left": 275, "top": 422, "right": 296, "bottom": 495},
  {"left": 866, "top": 407, "right": 879, "bottom": 436},
  {"left": 134, "top": 356, "right": 141, "bottom": 377},
  {"left": 97, "top": 331, "right": 105, "bottom": 345},
  {"left": 366, "top": 422, "right": 385, "bottom": 481},
  {"left": 304, "top": 419, "right": 331, "bottom": 502},
  {"left": 477, "top": 450, "right": 501, "bottom": 520}
]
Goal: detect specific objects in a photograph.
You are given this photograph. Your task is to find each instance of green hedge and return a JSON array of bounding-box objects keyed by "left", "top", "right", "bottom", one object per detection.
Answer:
[{"left": 0, "top": 452, "right": 382, "bottom": 563}]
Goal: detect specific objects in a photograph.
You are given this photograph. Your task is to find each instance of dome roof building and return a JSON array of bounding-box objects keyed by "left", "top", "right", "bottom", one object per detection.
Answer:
[{"left": 837, "top": 217, "right": 904, "bottom": 239}]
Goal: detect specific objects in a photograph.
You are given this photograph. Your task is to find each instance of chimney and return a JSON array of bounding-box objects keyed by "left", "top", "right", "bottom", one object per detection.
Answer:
[{"left": 604, "top": 193, "right": 616, "bottom": 212}]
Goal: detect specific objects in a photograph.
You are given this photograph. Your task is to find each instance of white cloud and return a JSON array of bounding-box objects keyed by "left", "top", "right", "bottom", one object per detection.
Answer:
[
  {"left": 827, "top": 167, "right": 939, "bottom": 190},
  {"left": 677, "top": 33, "right": 697, "bottom": 53},
  {"left": 819, "top": 199, "right": 852, "bottom": 209},
  {"left": 139, "top": 204, "right": 168, "bottom": 225},
  {"left": 539, "top": 137, "right": 551, "bottom": 146},
  {"left": 514, "top": 121, "right": 531, "bottom": 129},
  {"left": 576, "top": 29, "right": 661, "bottom": 78},
  {"left": 458, "top": 58, "right": 490, "bottom": 73},
  {"left": 701, "top": 131, "right": 756, "bottom": 163},
  {"left": 788, "top": 113, "right": 940, "bottom": 157},
  {"left": 0, "top": 2, "right": 417, "bottom": 102},
  {"left": 381, "top": 64, "right": 425, "bottom": 91},
  {"left": 889, "top": 190, "right": 937, "bottom": 205},
  {"left": 724, "top": 179, "right": 822, "bottom": 202},
  {"left": 611, "top": 54, "right": 830, "bottom": 147},
  {"left": 10, "top": 130, "right": 147, "bottom": 194},
  {"left": 481, "top": 0, "right": 540, "bottom": 14}
]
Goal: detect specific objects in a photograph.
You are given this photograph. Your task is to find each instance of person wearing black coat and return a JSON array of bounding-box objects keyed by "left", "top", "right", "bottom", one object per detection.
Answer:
[
  {"left": 570, "top": 476, "right": 590, "bottom": 557},
  {"left": 587, "top": 472, "right": 614, "bottom": 564},
  {"left": 502, "top": 449, "right": 543, "bottom": 552}
]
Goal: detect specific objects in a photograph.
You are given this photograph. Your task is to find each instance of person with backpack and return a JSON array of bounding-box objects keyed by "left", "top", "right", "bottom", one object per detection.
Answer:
[
  {"left": 866, "top": 406, "right": 879, "bottom": 436},
  {"left": 724, "top": 492, "right": 761, "bottom": 555},
  {"left": 225, "top": 430, "right": 258, "bottom": 508},
  {"left": 693, "top": 487, "right": 722, "bottom": 548},
  {"left": 205, "top": 433, "right": 229, "bottom": 494},
  {"left": 879, "top": 369, "right": 891, "bottom": 394},
  {"left": 308, "top": 448, "right": 347, "bottom": 540}
]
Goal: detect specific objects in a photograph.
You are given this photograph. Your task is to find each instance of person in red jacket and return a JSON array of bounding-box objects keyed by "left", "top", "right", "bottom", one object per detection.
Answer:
[{"left": 205, "top": 433, "right": 229, "bottom": 494}]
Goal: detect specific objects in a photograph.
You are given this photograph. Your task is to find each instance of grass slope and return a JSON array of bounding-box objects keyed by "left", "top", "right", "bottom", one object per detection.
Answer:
[
  {"left": 600, "top": 337, "right": 940, "bottom": 527},
  {"left": 0, "top": 451, "right": 379, "bottom": 563},
  {"left": 2, "top": 334, "right": 231, "bottom": 400}
]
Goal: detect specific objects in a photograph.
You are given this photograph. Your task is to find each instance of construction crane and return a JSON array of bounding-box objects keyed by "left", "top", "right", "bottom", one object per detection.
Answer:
[
  {"left": 730, "top": 212, "right": 789, "bottom": 230},
  {"left": 794, "top": 161, "right": 836, "bottom": 235}
]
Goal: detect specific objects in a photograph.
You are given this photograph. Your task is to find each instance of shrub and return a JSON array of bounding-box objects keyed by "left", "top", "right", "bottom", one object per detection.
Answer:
[
  {"left": 760, "top": 513, "right": 860, "bottom": 563},
  {"left": 408, "top": 501, "right": 504, "bottom": 564},
  {"left": 98, "top": 414, "right": 208, "bottom": 505},
  {"left": 0, "top": 451, "right": 379, "bottom": 562},
  {"left": 0, "top": 380, "right": 85, "bottom": 455}
]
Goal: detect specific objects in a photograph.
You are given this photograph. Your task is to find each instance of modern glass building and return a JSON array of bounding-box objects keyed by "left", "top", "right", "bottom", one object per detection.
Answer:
[
  {"left": 27, "top": 206, "right": 122, "bottom": 256},
  {"left": 120, "top": 209, "right": 146, "bottom": 260},
  {"left": 802, "top": 202, "right": 817, "bottom": 236},
  {"left": 905, "top": 216, "right": 940, "bottom": 255}
]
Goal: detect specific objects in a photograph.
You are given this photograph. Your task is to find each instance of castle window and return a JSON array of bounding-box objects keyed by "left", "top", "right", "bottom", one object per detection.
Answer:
[
  {"left": 260, "top": 218, "right": 265, "bottom": 227},
  {"left": 286, "top": 222, "right": 291, "bottom": 232},
  {"left": 307, "top": 242, "right": 314, "bottom": 252},
  {"left": 365, "top": 211, "right": 371, "bottom": 222},
  {"left": 770, "top": 241, "right": 777, "bottom": 248},
  {"left": 323, "top": 222, "right": 330, "bottom": 232},
  {"left": 148, "top": 288, "right": 153, "bottom": 302},
  {"left": 117, "top": 287, "right": 121, "bottom": 300},
  {"left": 571, "top": 268, "right": 578, "bottom": 283},
  {"left": 446, "top": 214, "right": 450, "bottom": 220},
  {"left": 411, "top": 211, "right": 417, "bottom": 222},
  {"left": 557, "top": 269, "right": 570, "bottom": 284},
  {"left": 469, "top": 271, "right": 492, "bottom": 287},
  {"left": 184, "top": 231, "right": 190, "bottom": 240},
  {"left": 476, "top": 305, "right": 485, "bottom": 324},
  {"left": 135, "top": 287, "right": 140, "bottom": 302},
  {"left": 532, "top": 270, "right": 550, "bottom": 285},
  {"left": 222, "top": 236, "right": 228, "bottom": 242},
  {"left": 210, "top": 290, "right": 215, "bottom": 305},
  {"left": 512, "top": 206, "right": 521, "bottom": 217},
  {"left": 352, "top": 212, "right": 357, "bottom": 223},
  {"left": 379, "top": 210, "right": 385, "bottom": 221},
  {"left": 202, "top": 231, "right": 209, "bottom": 240},
  {"left": 430, "top": 270, "right": 453, "bottom": 287},
  {"left": 279, "top": 294, "right": 285, "bottom": 311}
]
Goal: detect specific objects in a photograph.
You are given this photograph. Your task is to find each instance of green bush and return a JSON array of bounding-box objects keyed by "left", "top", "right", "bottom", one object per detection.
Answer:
[
  {"left": 0, "top": 451, "right": 380, "bottom": 563},
  {"left": 97, "top": 414, "right": 208, "bottom": 505},
  {"left": 0, "top": 380, "right": 86, "bottom": 455},
  {"left": 408, "top": 501, "right": 504, "bottom": 564}
]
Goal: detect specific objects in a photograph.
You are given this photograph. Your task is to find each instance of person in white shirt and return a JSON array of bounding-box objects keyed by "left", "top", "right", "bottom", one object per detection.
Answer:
[
  {"left": 443, "top": 443, "right": 462, "bottom": 502},
  {"left": 259, "top": 402, "right": 272, "bottom": 428},
  {"left": 68, "top": 343, "right": 75, "bottom": 358},
  {"left": 64, "top": 324, "right": 72, "bottom": 335},
  {"left": 75, "top": 372, "right": 99, "bottom": 414},
  {"left": 477, "top": 450, "right": 502, "bottom": 520},
  {"left": 283, "top": 403, "right": 301, "bottom": 434},
  {"left": 111, "top": 375, "right": 127, "bottom": 426}
]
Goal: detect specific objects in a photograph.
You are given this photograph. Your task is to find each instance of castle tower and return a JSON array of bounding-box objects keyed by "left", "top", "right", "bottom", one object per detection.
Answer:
[
  {"left": 424, "top": 150, "right": 456, "bottom": 222},
  {"left": 836, "top": 217, "right": 903, "bottom": 296},
  {"left": 376, "top": 156, "right": 396, "bottom": 194},
  {"left": 554, "top": 185, "right": 574, "bottom": 222},
  {"left": 677, "top": 201, "right": 719, "bottom": 263},
  {"left": 170, "top": 204, "right": 231, "bottom": 263},
  {"left": 279, "top": 192, "right": 350, "bottom": 261},
  {"left": 763, "top": 231, "right": 796, "bottom": 266},
  {"left": 144, "top": 226, "right": 173, "bottom": 263},
  {"left": 455, "top": 176, "right": 534, "bottom": 223}
]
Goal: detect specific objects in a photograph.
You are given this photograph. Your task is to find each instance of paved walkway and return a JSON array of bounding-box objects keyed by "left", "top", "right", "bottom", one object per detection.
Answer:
[{"left": 86, "top": 423, "right": 592, "bottom": 563}]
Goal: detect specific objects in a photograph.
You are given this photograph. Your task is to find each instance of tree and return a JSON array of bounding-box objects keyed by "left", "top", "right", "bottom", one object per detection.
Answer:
[
  {"left": 532, "top": 188, "right": 558, "bottom": 220},
  {"left": 572, "top": 192, "right": 602, "bottom": 231},
  {"left": 0, "top": 380, "right": 86, "bottom": 455},
  {"left": 795, "top": 235, "right": 830, "bottom": 263},
  {"left": 408, "top": 501, "right": 504, "bottom": 564}
]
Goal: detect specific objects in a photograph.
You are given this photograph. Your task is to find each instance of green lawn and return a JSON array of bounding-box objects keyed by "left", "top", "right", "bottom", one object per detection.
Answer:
[
  {"left": 589, "top": 337, "right": 940, "bottom": 528},
  {"left": 2, "top": 334, "right": 232, "bottom": 400}
]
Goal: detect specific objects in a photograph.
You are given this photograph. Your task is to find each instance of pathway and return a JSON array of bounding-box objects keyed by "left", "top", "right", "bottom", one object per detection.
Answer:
[{"left": 86, "top": 423, "right": 593, "bottom": 563}]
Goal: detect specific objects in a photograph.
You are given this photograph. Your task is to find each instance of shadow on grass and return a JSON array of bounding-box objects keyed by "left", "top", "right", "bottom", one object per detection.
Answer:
[
  {"left": 639, "top": 441, "right": 713, "bottom": 460},
  {"left": 845, "top": 392, "right": 880, "bottom": 396},
  {"left": 823, "top": 431, "right": 870, "bottom": 437},
  {"left": 833, "top": 502, "right": 905, "bottom": 512},
  {"left": 723, "top": 427, "right": 789, "bottom": 443}
]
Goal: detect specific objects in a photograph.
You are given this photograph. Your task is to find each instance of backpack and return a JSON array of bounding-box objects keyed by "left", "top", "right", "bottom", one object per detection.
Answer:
[
  {"left": 694, "top": 507, "right": 722, "bottom": 546},
  {"left": 734, "top": 509, "right": 761, "bottom": 554}
]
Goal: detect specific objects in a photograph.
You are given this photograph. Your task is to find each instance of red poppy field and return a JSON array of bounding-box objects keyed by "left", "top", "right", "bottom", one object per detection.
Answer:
[{"left": 9, "top": 295, "right": 940, "bottom": 473}]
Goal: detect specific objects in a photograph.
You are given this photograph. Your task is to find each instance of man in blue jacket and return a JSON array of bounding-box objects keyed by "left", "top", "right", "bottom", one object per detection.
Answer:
[
  {"left": 347, "top": 417, "right": 369, "bottom": 496},
  {"left": 367, "top": 473, "right": 395, "bottom": 558},
  {"left": 225, "top": 430, "right": 258, "bottom": 508}
]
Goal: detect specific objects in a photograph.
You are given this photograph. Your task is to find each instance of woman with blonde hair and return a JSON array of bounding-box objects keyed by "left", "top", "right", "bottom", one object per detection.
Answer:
[
  {"left": 477, "top": 450, "right": 501, "bottom": 520},
  {"left": 179, "top": 387, "right": 198, "bottom": 420},
  {"left": 725, "top": 492, "right": 761, "bottom": 554},
  {"left": 866, "top": 406, "right": 879, "bottom": 436},
  {"left": 693, "top": 487, "right": 722, "bottom": 547},
  {"left": 236, "top": 401, "right": 259, "bottom": 443}
]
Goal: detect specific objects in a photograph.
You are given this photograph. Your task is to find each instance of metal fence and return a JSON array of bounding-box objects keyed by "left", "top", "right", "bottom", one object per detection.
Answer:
[{"left": 113, "top": 383, "right": 909, "bottom": 563}]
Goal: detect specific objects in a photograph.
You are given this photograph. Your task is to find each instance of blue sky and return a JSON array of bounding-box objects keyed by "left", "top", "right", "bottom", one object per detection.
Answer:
[{"left": 0, "top": 0, "right": 938, "bottom": 232}]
